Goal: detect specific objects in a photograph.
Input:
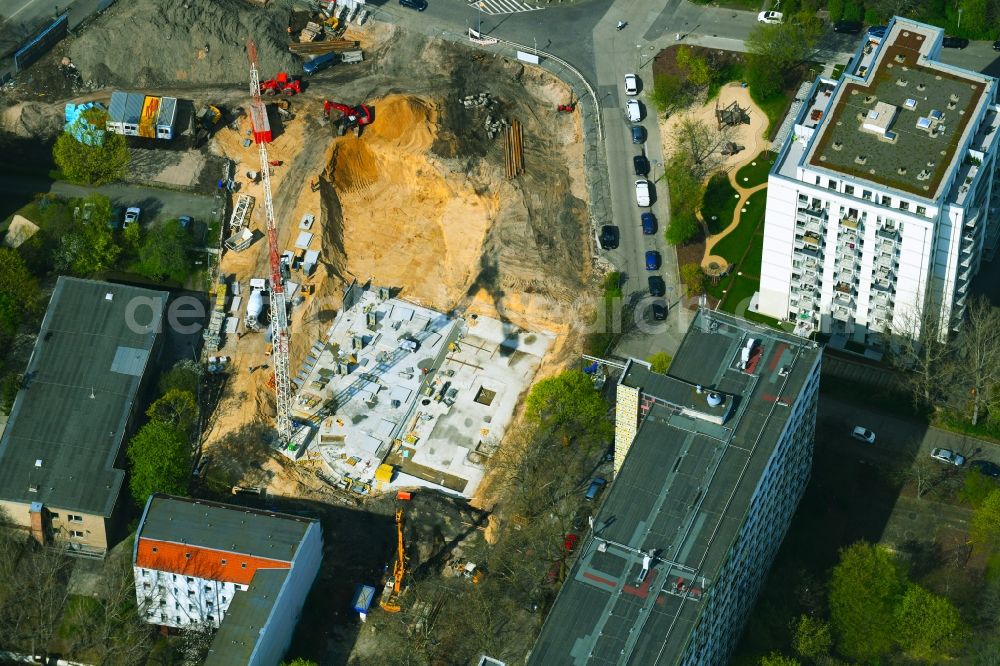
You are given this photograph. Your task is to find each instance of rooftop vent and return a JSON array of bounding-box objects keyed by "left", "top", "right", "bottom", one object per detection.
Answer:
[
  {"left": 916, "top": 83, "right": 926, "bottom": 91},
  {"left": 855, "top": 155, "right": 868, "bottom": 165},
  {"left": 833, "top": 141, "right": 843, "bottom": 151},
  {"left": 706, "top": 392, "right": 724, "bottom": 407},
  {"left": 947, "top": 101, "right": 957, "bottom": 110},
  {"left": 904, "top": 98, "right": 917, "bottom": 110},
  {"left": 896, "top": 78, "right": 908, "bottom": 87},
  {"left": 105, "top": 292, "right": 113, "bottom": 301},
  {"left": 950, "top": 93, "right": 960, "bottom": 103},
  {"left": 917, "top": 169, "right": 931, "bottom": 181},
  {"left": 926, "top": 160, "right": 936, "bottom": 168},
  {"left": 894, "top": 53, "right": 906, "bottom": 63},
  {"left": 916, "top": 117, "right": 932, "bottom": 130},
  {"left": 897, "top": 166, "right": 907, "bottom": 175},
  {"left": 929, "top": 109, "right": 944, "bottom": 121},
  {"left": 34, "top": 459, "right": 42, "bottom": 468},
  {"left": 863, "top": 95, "right": 877, "bottom": 105},
  {"left": 28, "top": 484, "right": 38, "bottom": 493}
]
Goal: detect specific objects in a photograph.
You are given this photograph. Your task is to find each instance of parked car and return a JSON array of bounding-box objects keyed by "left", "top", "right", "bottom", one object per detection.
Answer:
[
  {"left": 635, "top": 179, "right": 651, "bottom": 206},
  {"left": 123, "top": 207, "right": 141, "bottom": 228},
  {"left": 931, "top": 448, "right": 966, "bottom": 466},
  {"left": 178, "top": 215, "right": 193, "bottom": 231},
  {"left": 942, "top": 36, "right": 969, "bottom": 49},
  {"left": 598, "top": 225, "right": 620, "bottom": 250},
  {"left": 970, "top": 460, "right": 1000, "bottom": 478},
  {"left": 645, "top": 250, "right": 661, "bottom": 270},
  {"left": 641, "top": 212, "right": 657, "bottom": 235},
  {"left": 631, "top": 125, "right": 646, "bottom": 144},
  {"left": 626, "top": 99, "right": 643, "bottom": 123},
  {"left": 399, "top": 0, "right": 428, "bottom": 10},
  {"left": 868, "top": 25, "right": 887, "bottom": 37},
  {"left": 651, "top": 303, "right": 667, "bottom": 321},
  {"left": 994, "top": 40, "right": 1000, "bottom": 51},
  {"left": 833, "top": 20, "right": 862, "bottom": 33},
  {"left": 624, "top": 73, "right": 639, "bottom": 96},
  {"left": 633, "top": 154, "right": 650, "bottom": 177},
  {"left": 851, "top": 426, "right": 876, "bottom": 444},
  {"left": 757, "top": 10, "right": 783, "bottom": 24},
  {"left": 584, "top": 477, "right": 606, "bottom": 501},
  {"left": 648, "top": 275, "right": 665, "bottom": 296}
]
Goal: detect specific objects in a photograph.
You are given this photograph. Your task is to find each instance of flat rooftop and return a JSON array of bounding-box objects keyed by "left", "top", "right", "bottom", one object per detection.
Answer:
[
  {"left": 296, "top": 286, "right": 551, "bottom": 497},
  {"left": 805, "top": 19, "right": 989, "bottom": 199},
  {"left": 0, "top": 277, "right": 166, "bottom": 516},
  {"left": 529, "top": 311, "right": 821, "bottom": 665}
]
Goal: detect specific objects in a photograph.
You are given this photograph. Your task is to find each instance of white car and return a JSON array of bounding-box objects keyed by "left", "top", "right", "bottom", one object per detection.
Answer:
[
  {"left": 123, "top": 207, "right": 141, "bottom": 228},
  {"left": 635, "top": 179, "right": 651, "bottom": 207},
  {"left": 930, "top": 448, "right": 966, "bottom": 466},
  {"left": 757, "top": 10, "right": 783, "bottom": 23},
  {"left": 851, "top": 426, "right": 876, "bottom": 444},
  {"left": 626, "top": 99, "right": 642, "bottom": 123},
  {"left": 624, "top": 73, "right": 639, "bottom": 96}
]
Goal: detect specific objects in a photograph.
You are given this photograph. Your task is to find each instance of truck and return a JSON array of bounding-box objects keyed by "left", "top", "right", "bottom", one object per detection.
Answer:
[
  {"left": 304, "top": 51, "right": 338, "bottom": 75},
  {"left": 245, "top": 280, "right": 266, "bottom": 330}
]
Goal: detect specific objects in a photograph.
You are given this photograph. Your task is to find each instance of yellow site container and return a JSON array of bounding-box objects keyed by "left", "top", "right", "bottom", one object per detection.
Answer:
[{"left": 139, "top": 96, "right": 160, "bottom": 138}]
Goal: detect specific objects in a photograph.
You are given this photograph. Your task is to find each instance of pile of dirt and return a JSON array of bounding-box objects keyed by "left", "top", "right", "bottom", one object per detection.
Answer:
[
  {"left": 0, "top": 102, "right": 64, "bottom": 140},
  {"left": 67, "top": 0, "right": 299, "bottom": 88}
]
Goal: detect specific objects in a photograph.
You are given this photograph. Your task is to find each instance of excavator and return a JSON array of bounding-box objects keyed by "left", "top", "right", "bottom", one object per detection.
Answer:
[
  {"left": 323, "top": 100, "right": 372, "bottom": 136},
  {"left": 379, "top": 508, "right": 406, "bottom": 613},
  {"left": 260, "top": 72, "right": 302, "bottom": 96}
]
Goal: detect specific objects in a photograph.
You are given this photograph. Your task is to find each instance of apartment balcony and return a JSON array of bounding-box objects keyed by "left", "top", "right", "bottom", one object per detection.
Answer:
[
  {"left": 840, "top": 215, "right": 860, "bottom": 230},
  {"left": 797, "top": 206, "right": 827, "bottom": 221},
  {"left": 872, "top": 278, "right": 895, "bottom": 293},
  {"left": 876, "top": 226, "right": 899, "bottom": 242},
  {"left": 832, "top": 304, "right": 855, "bottom": 323},
  {"left": 956, "top": 278, "right": 971, "bottom": 295},
  {"left": 834, "top": 282, "right": 855, "bottom": 295},
  {"left": 835, "top": 268, "right": 856, "bottom": 284},
  {"left": 877, "top": 239, "right": 898, "bottom": 255},
  {"left": 798, "top": 246, "right": 822, "bottom": 260}
]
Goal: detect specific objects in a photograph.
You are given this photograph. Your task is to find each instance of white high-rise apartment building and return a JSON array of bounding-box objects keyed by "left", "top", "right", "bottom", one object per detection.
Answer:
[{"left": 759, "top": 17, "right": 1000, "bottom": 343}]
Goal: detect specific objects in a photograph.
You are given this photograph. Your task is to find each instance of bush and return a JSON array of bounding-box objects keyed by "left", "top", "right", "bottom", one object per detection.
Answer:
[
  {"left": 826, "top": 0, "right": 844, "bottom": 19},
  {"left": 52, "top": 110, "right": 129, "bottom": 185},
  {"left": 647, "top": 352, "right": 672, "bottom": 374},
  {"left": 841, "top": 0, "right": 864, "bottom": 21},
  {"left": 0, "top": 372, "right": 21, "bottom": 414},
  {"left": 746, "top": 55, "right": 783, "bottom": 101},
  {"left": 666, "top": 213, "right": 699, "bottom": 246},
  {"left": 649, "top": 74, "right": 691, "bottom": 114},
  {"left": 680, "top": 263, "right": 705, "bottom": 297}
]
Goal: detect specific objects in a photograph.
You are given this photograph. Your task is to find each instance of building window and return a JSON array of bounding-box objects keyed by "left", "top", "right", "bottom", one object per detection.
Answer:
[
  {"left": 206, "top": 600, "right": 214, "bottom": 607},
  {"left": 844, "top": 185, "right": 854, "bottom": 196},
  {"left": 159, "top": 599, "right": 166, "bottom": 607},
  {"left": 221, "top": 559, "right": 227, "bottom": 566},
  {"left": 160, "top": 613, "right": 166, "bottom": 622},
  {"left": 815, "top": 176, "right": 821, "bottom": 185},
  {"left": 828, "top": 179, "right": 838, "bottom": 190},
  {"left": 881, "top": 195, "right": 891, "bottom": 206},
  {"left": 899, "top": 201, "right": 909, "bottom": 211},
  {"left": 143, "top": 582, "right": 151, "bottom": 590},
  {"left": 189, "top": 604, "right": 197, "bottom": 613},
  {"left": 185, "top": 553, "right": 191, "bottom": 559},
  {"left": 862, "top": 190, "right": 872, "bottom": 200},
  {"left": 67, "top": 514, "right": 83, "bottom": 523},
  {"left": 151, "top": 547, "right": 158, "bottom": 553},
  {"left": 69, "top": 530, "right": 84, "bottom": 539},
  {"left": 186, "top": 577, "right": 194, "bottom": 583},
  {"left": 207, "top": 614, "right": 215, "bottom": 622},
  {"left": 176, "top": 616, "right": 181, "bottom": 624},
  {"left": 204, "top": 585, "right": 212, "bottom": 592},
  {"left": 241, "top": 563, "right": 247, "bottom": 569},
  {"left": 221, "top": 596, "right": 227, "bottom": 603},
  {"left": 49, "top": 512, "right": 59, "bottom": 519},
  {"left": 917, "top": 205, "right": 927, "bottom": 216}
]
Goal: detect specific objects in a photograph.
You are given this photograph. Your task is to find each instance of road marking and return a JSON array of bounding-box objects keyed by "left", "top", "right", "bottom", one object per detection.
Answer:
[
  {"left": 9, "top": 0, "right": 48, "bottom": 21},
  {"left": 468, "top": 0, "right": 542, "bottom": 15}
]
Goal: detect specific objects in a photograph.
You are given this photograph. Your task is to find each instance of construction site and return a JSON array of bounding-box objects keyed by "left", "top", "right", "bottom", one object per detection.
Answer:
[{"left": 0, "top": 0, "right": 598, "bottom": 661}]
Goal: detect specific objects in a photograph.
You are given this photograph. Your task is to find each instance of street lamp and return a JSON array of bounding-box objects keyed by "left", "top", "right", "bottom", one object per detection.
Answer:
[{"left": 636, "top": 44, "right": 642, "bottom": 71}]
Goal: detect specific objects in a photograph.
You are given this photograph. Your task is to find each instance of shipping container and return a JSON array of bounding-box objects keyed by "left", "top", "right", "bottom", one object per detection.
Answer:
[
  {"left": 138, "top": 96, "right": 159, "bottom": 138},
  {"left": 156, "top": 96, "right": 177, "bottom": 139},
  {"left": 107, "top": 91, "right": 127, "bottom": 134},
  {"left": 249, "top": 101, "right": 272, "bottom": 144},
  {"left": 122, "top": 93, "right": 144, "bottom": 136}
]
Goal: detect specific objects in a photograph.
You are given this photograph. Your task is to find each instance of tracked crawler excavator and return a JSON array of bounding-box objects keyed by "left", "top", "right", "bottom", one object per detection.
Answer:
[
  {"left": 324, "top": 99, "right": 372, "bottom": 136},
  {"left": 379, "top": 508, "right": 406, "bottom": 613}
]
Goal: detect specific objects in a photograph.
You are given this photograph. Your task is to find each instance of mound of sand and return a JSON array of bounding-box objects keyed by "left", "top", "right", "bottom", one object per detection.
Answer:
[
  {"left": 0, "top": 102, "right": 64, "bottom": 139},
  {"left": 68, "top": 0, "right": 298, "bottom": 88}
]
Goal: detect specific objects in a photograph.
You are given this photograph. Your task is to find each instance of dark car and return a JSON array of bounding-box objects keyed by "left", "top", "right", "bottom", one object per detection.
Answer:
[
  {"left": 942, "top": 36, "right": 969, "bottom": 48},
  {"left": 400, "top": 0, "right": 428, "bottom": 9},
  {"left": 833, "top": 20, "right": 862, "bottom": 34},
  {"left": 651, "top": 304, "right": 667, "bottom": 321},
  {"left": 648, "top": 275, "right": 665, "bottom": 297},
  {"left": 645, "top": 250, "right": 661, "bottom": 270},
  {"left": 994, "top": 40, "right": 1000, "bottom": 51},
  {"left": 633, "top": 154, "right": 650, "bottom": 177},
  {"left": 631, "top": 125, "right": 646, "bottom": 144},
  {"left": 641, "top": 212, "right": 657, "bottom": 235},
  {"left": 868, "top": 25, "right": 887, "bottom": 37},
  {"left": 971, "top": 460, "right": 1000, "bottom": 478},
  {"left": 584, "top": 477, "right": 606, "bottom": 501},
  {"left": 178, "top": 215, "right": 193, "bottom": 231},
  {"left": 599, "top": 225, "right": 619, "bottom": 250}
]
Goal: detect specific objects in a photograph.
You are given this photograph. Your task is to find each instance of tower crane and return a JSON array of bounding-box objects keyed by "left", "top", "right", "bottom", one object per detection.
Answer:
[{"left": 246, "top": 40, "right": 292, "bottom": 447}]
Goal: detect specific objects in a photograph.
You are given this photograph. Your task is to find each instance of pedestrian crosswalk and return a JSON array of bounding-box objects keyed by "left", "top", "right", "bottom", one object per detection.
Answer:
[{"left": 468, "top": 0, "right": 542, "bottom": 15}]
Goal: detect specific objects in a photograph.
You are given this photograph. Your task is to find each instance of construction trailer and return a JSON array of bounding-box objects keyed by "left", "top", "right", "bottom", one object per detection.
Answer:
[{"left": 106, "top": 91, "right": 178, "bottom": 139}]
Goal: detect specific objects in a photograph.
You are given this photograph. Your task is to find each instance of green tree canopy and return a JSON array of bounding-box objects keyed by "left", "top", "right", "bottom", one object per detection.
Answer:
[
  {"left": 971, "top": 488, "right": 1000, "bottom": 550},
  {"left": 759, "top": 652, "right": 800, "bottom": 666},
  {"left": 55, "top": 194, "right": 121, "bottom": 275},
  {"left": 828, "top": 541, "right": 907, "bottom": 662},
  {"left": 53, "top": 109, "right": 130, "bottom": 185},
  {"left": 962, "top": 469, "right": 996, "bottom": 508},
  {"left": 0, "top": 247, "right": 40, "bottom": 336},
  {"left": 146, "top": 388, "right": 198, "bottom": 437},
  {"left": 138, "top": 219, "right": 193, "bottom": 282},
  {"left": 159, "top": 360, "right": 203, "bottom": 396},
  {"left": 792, "top": 614, "right": 832, "bottom": 659},
  {"left": 281, "top": 660, "right": 319, "bottom": 666},
  {"left": 893, "top": 583, "right": 965, "bottom": 661},
  {"left": 525, "top": 370, "right": 612, "bottom": 443},
  {"left": 126, "top": 421, "right": 189, "bottom": 506},
  {"left": 680, "top": 263, "right": 705, "bottom": 298},
  {"left": 648, "top": 74, "right": 692, "bottom": 115},
  {"left": 664, "top": 154, "right": 703, "bottom": 246},
  {"left": 647, "top": 352, "right": 672, "bottom": 374},
  {"left": 676, "top": 46, "right": 712, "bottom": 87},
  {"left": 745, "top": 13, "right": 823, "bottom": 69}
]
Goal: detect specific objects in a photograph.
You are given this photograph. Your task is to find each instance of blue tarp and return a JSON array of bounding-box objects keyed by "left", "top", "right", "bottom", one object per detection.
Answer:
[
  {"left": 352, "top": 584, "right": 376, "bottom": 614},
  {"left": 64, "top": 102, "right": 107, "bottom": 146}
]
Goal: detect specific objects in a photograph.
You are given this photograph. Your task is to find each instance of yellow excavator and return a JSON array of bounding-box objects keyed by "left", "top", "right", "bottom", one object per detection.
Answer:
[{"left": 380, "top": 508, "right": 406, "bottom": 613}]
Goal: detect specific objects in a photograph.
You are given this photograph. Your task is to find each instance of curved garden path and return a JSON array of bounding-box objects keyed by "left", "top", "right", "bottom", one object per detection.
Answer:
[{"left": 700, "top": 176, "right": 769, "bottom": 274}]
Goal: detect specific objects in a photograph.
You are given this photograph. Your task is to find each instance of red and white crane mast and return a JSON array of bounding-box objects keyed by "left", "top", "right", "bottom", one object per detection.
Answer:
[{"left": 246, "top": 40, "right": 292, "bottom": 446}]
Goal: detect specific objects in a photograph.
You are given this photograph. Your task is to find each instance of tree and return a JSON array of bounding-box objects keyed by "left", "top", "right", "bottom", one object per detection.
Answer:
[
  {"left": 961, "top": 469, "right": 996, "bottom": 507},
  {"left": 672, "top": 117, "right": 732, "bottom": 183},
  {"left": 0, "top": 372, "right": 21, "bottom": 414},
  {"left": 664, "top": 154, "right": 703, "bottom": 246},
  {"left": 159, "top": 359, "right": 203, "bottom": 397},
  {"left": 0, "top": 540, "right": 73, "bottom": 661},
  {"left": 792, "top": 614, "right": 832, "bottom": 659},
  {"left": 0, "top": 247, "right": 40, "bottom": 337},
  {"left": 891, "top": 297, "right": 953, "bottom": 410},
  {"left": 122, "top": 221, "right": 141, "bottom": 256},
  {"left": 745, "top": 13, "right": 823, "bottom": 69},
  {"left": 649, "top": 74, "right": 692, "bottom": 115},
  {"left": 680, "top": 263, "right": 705, "bottom": 298},
  {"left": 282, "top": 660, "right": 319, "bottom": 666},
  {"left": 676, "top": 46, "right": 712, "bottom": 87},
  {"left": 907, "top": 455, "right": 939, "bottom": 500},
  {"left": 525, "top": 370, "right": 612, "bottom": 443},
  {"left": 126, "top": 421, "right": 190, "bottom": 506},
  {"left": 759, "top": 653, "right": 800, "bottom": 666},
  {"left": 955, "top": 296, "right": 1000, "bottom": 425},
  {"left": 647, "top": 352, "right": 672, "bottom": 374},
  {"left": 147, "top": 388, "right": 199, "bottom": 438},
  {"left": 828, "top": 541, "right": 907, "bottom": 662},
  {"left": 894, "top": 583, "right": 965, "bottom": 661},
  {"left": 52, "top": 109, "right": 130, "bottom": 185},
  {"left": 971, "top": 489, "right": 1000, "bottom": 551},
  {"left": 746, "top": 55, "right": 784, "bottom": 100},
  {"left": 138, "top": 219, "right": 193, "bottom": 282},
  {"left": 55, "top": 194, "right": 121, "bottom": 275}
]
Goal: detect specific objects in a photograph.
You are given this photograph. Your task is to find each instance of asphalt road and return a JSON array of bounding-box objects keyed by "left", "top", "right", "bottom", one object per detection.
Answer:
[
  {"left": 0, "top": 174, "right": 221, "bottom": 227},
  {"left": 0, "top": 0, "right": 108, "bottom": 76}
]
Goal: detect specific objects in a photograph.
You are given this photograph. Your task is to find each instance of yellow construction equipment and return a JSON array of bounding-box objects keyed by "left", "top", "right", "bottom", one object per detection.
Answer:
[
  {"left": 380, "top": 508, "right": 406, "bottom": 613},
  {"left": 324, "top": 15, "right": 340, "bottom": 30}
]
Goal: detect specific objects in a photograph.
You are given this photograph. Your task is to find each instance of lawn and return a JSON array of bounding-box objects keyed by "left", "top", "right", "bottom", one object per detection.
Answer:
[
  {"left": 734, "top": 151, "right": 776, "bottom": 189},
  {"left": 711, "top": 188, "right": 767, "bottom": 264},
  {"left": 700, "top": 173, "right": 740, "bottom": 235}
]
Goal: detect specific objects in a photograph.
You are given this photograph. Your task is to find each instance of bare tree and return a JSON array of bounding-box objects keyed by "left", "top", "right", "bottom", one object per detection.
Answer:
[
  {"left": 956, "top": 297, "right": 1000, "bottom": 425},
  {"left": 670, "top": 117, "right": 733, "bottom": 182},
  {"left": 891, "top": 298, "right": 954, "bottom": 409},
  {"left": 0, "top": 542, "right": 73, "bottom": 659}
]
